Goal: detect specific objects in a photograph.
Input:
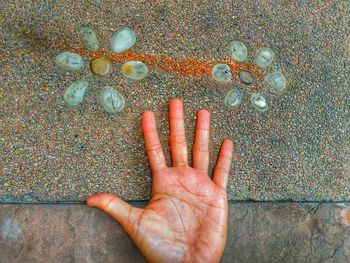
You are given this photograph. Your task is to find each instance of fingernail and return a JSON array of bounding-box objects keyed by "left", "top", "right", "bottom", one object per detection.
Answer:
[{"left": 86, "top": 197, "right": 96, "bottom": 207}]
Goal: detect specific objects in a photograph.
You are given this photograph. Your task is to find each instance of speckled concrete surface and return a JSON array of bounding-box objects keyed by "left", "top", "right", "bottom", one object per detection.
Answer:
[{"left": 0, "top": 1, "right": 349, "bottom": 202}]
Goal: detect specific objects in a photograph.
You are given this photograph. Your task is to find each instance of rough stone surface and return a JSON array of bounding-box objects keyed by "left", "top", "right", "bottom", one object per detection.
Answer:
[
  {"left": 79, "top": 25, "right": 99, "bottom": 52},
  {"left": 1, "top": 203, "right": 350, "bottom": 263},
  {"left": 0, "top": 1, "right": 349, "bottom": 202},
  {"left": 111, "top": 28, "right": 136, "bottom": 53},
  {"left": 211, "top": 63, "right": 232, "bottom": 83},
  {"left": 238, "top": 70, "right": 256, "bottom": 85},
  {"left": 54, "top": 51, "right": 84, "bottom": 71},
  {"left": 254, "top": 47, "right": 275, "bottom": 68},
  {"left": 91, "top": 57, "right": 112, "bottom": 76},
  {"left": 224, "top": 88, "right": 242, "bottom": 109},
  {"left": 230, "top": 41, "right": 248, "bottom": 62},
  {"left": 265, "top": 71, "right": 286, "bottom": 92},
  {"left": 63, "top": 80, "right": 89, "bottom": 107},
  {"left": 251, "top": 93, "right": 269, "bottom": 112},
  {"left": 121, "top": 61, "right": 149, "bottom": 80},
  {"left": 99, "top": 86, "right": 125, "bottom": 114}
]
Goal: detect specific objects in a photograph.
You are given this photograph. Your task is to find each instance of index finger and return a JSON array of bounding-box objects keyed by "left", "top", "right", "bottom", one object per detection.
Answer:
[{"left": 142, "top": 111, "right": 167, "bottom": 173}]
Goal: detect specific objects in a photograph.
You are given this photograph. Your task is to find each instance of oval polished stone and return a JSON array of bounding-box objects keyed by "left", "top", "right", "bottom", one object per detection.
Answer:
[
  {"left": 239, "top": 70, "right": 256, "bottom": 85},
  {"left": 250, "top": 93, "right": 268, "bottom": 112},
  {"left": 100, "top": 86, "right": 125, "bottom": 114},
  {"left": 121, "top": 61, "right": 149, "bottom": 80},
  {"left": 230, "top": 41, "right": 248, "bottom": 62},
  {"left": 224, "top": 88, "right": 242, "bottom": 108},
  {"left": 254, "top": 47, "right": 274, "bottom": 67},
  {"left": 111, "top": 28, "right": 136, "bottom": 53},
  {"left": 265, "top": 71, "right": 286, "bottom": 91},
  {"left": 211, "top": 64, "right": 232, "bottom": 83},
  {"left": 91, "top": 57, "right": 112, "bottom": 76},
  {"left": 64, "top": 80, "right": 89, "bottom": 107},
  {"left": 55, "top": 52, "right": 84, "bottom": 71},
  {"left": 79, "top": 25, "right": 99, "bottom": 52}
]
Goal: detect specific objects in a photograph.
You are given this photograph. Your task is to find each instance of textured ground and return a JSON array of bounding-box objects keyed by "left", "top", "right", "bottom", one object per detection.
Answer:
[
  {"left": 0, "top": 1, "right": 349, "bottom": 202},
  {"left": 1, "top": 203, "right": 350, "bottom": 263}
]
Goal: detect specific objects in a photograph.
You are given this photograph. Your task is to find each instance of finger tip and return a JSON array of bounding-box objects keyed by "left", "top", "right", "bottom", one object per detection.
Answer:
[
  {"left": 223, "top": 139, "right": 234, "bottom": 150},
  {"left": 86, "top": 195, "right": 97, "bottom": 207},
  {"left": 142, "top": 112, "right": 157, "bottom": 132},
  {"left": 142, "top": 111, "right": 155, "bottom": 124},
  {"left": 224, "top": 138, "right": 233, "bottom": 145},
  {"left": 169, "top": 98, "right": 183, "bottom": 109},
  {"left": 169, "top": 99, "right": 184, "bottom": 118},
  {"left": 198, "top": 109, "right": 210, "bottom": 118},
  {"left": 86, "top": 193, "right": 111, "bottom": 207},
  {"left": 142, "top": 111, "right": 154, "bottom": 119},
  {"left": 170, "top": 98, "right": 182, "bottom": 104}
]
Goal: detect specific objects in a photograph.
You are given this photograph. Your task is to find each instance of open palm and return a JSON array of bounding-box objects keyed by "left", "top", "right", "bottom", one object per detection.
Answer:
[{"left": 87, "top": 99, "right": 233, "bottom": 263}]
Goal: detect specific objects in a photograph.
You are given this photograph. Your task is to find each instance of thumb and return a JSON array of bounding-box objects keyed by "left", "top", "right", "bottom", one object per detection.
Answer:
[{"left": 87, "top": 193, "right": 142, "bottom": 235}]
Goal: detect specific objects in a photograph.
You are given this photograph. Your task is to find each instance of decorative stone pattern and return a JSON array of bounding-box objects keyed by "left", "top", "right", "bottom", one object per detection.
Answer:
[{"left": 54, "top": 27, "right": 287, "bottom": 113}]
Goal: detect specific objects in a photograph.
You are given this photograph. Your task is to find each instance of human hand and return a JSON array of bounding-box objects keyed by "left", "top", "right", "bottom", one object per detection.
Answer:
[{"left": 87, "top": 99, "right": 233, "bottom": 263}]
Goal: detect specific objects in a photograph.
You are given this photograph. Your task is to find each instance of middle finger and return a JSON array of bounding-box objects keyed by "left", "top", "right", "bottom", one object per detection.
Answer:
[{"left": 169, "top": 99, "right": 188, "bottom": 167}]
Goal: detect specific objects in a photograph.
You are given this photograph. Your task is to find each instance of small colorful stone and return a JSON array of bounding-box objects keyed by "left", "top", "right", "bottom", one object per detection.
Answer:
[
  {"left": 254, "top": 47, "right": 274, "bottom": 67},
  {"left": 100, "top": 86, "right": 125, "bottom": 114},
  {"left": 265, "top": 71, "right": 286, "bottom": 91},
  {"left": 55, "top": 52, "right": 84, "bottom": 71},
  {"left": 211, "top": 64, "right": 232, "bottom": 83},
  {"left": 64, "top": 80, "right": 89, "bottom": 107},
  {"left": 79, "top": 25, "right": 99, "bottom": 52},
  {"left": 239, "top": 70, "right": 256, "bottom": 85},
  {"left": 121, "top": 61, "right": 149, "bottom": 80},
  {"left": 91, "top": 57, "right": 112, "bottom": 76},
  {"left": 224, "top": 88, "right": 242, "bottom": 108},
  {"left": 111, "top": 28, "right": 136, "bottom": 53},
  {"left": 250, "top": 93, "right": 268, "bottom": 112},
  {"left": 230, "top": 41, "right": 248, "bottom": 62}
]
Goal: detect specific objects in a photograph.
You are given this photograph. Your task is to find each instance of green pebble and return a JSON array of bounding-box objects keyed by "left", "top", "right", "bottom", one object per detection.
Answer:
[
  {"left": 254, "top": 47, "right": 274, "bottom": 68},
  {"left": 230, "top": 41, "right": 248, "bottom": 62},
  {"left": 55, "top": 52, "right": 84, "bottom": 71},
  {"left": 79, "top": 25, "right": 99, "bottom": 52},
  {"left": 250, "top": 93, "right": 268, "bottom": 112},
  {"left": 265, "top": 71, "right": 286, "bottom": 91},
  {"left": 100, "top": 86, "right": 125, "bottom": 114},
  {"left": 64, "top": 80, "right": 89, "bottom": 107},
  {"left": 224, "top": 88, "right": 242, "bottom": 108},
  {"left": 211, "top": 64, "right": 232, "bottom": 83}
]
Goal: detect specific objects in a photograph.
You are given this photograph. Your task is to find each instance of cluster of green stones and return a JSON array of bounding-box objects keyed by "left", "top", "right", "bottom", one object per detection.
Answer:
[
  {"left": 55, "top": 25, "right": 285, "bottom": 114},
  {"left": 54, "top": 26, "right": 149, "bottom": 114},
  {"left": 213, "top": 41, "right": 286, "bottom": 112}
]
